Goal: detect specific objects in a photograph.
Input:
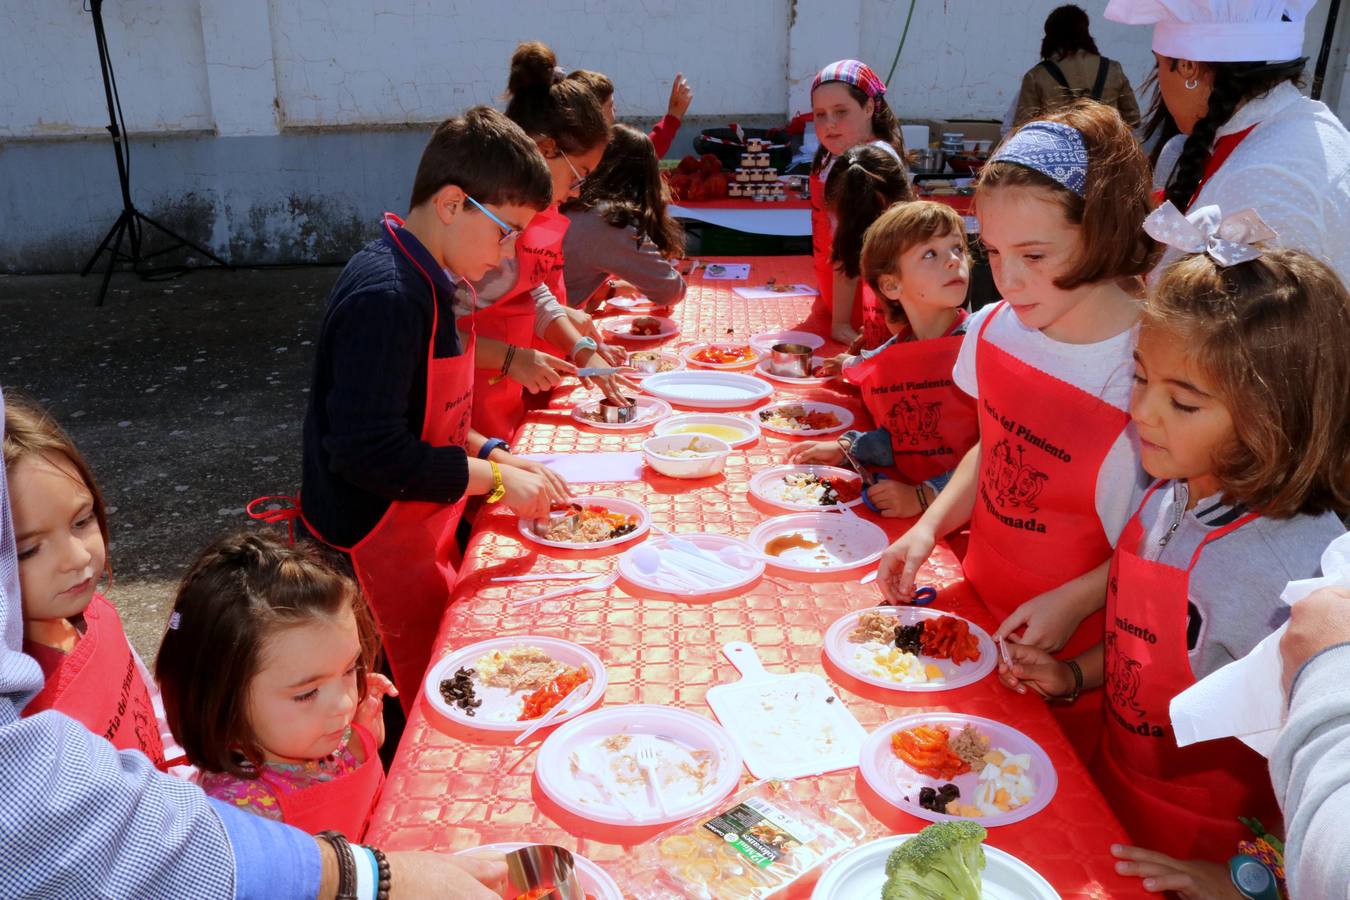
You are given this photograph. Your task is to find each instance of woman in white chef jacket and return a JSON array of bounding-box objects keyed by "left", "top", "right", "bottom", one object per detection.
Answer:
[{"left": 1106, "top": 0, "right": 1350, "bottom": 284}]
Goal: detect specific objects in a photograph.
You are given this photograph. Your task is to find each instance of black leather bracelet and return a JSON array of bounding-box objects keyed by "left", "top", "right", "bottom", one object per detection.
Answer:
[
  {"left": 1057, "top": 658, "right": 1084, "bottom": 705},
  {"left": 369, "top": 846, "right": 392, "bottom": 900},
  {"left": 501, "top": 343, "right": 517, "bottom": 377},
  {"left": 318, "top": 831, "right": 357, "bottom": 900}
]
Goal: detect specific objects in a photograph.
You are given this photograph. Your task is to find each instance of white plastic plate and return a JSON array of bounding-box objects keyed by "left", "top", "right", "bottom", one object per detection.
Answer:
[
  {"left": 423, "top": 635, "right": 606, "bottom": 732},
  {"left": 652, "top": 412, "right": 761, "bottom": 448},
  {"left": 812, "top": 833, "right": 1060, "bottom": 899},
  {"left": 823, "top": 606, "right": 997, "bottom": 692},
  {"left": 755, "top": 400, "right": 854, "bottom": 436},
  {"left": 747, "top": 512, "right": 888, "bottom": 573},
  {"left": 519, "top": 496, "right": 651, "bottom": 550},
  {"left": 748, "top": 464, "right": 864, "bottom": 511},
  {"left": 570, "top": 396, "right": 672, "bottom": 431},
  {"left": 640, "top": 371, "right": 774, "bottom": 410}
]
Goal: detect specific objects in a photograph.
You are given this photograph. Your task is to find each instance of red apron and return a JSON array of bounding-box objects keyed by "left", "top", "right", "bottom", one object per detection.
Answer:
[
  {"left": 842, "top": 315, "right": 978, "bottom": 485},
  {"left": 858, "top": 283, "right": 890, "bottom": 352},
  {"left": 259, "top": 723, "right": 385, "bottom": 840},
  {"left": 302, "top": 213, "right": 475, "bottom": 712},
  {"left": 472, "top": 205, "right": 570, "bottom": 442},
  {"left": 1092, "top": 482, "right": 1279, "bottom": 859},
  {"left": 810, "top": 168, "right": 835, "bottom": 310},
  {"left": 963, "top": 303, "right": 1128, "bottom": 756},
  {"left": 23, "top": 593, "right": 166, "bottom": 766}
]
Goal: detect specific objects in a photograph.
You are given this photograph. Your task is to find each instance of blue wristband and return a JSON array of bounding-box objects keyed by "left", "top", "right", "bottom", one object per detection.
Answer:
[
  {"left": 570, "top": 336, "right": 599, "bottom": 360},
  {"left": 478, "top": 437, "right": 508, "bottom": 459}
]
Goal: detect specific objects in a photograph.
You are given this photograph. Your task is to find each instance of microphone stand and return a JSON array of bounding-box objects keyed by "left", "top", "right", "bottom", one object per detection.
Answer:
[{"left": 79, "top": 0, "right": 230, "bottom": 305}]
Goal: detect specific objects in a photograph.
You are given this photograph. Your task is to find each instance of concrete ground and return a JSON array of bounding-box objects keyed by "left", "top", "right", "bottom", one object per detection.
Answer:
[{"left": 0, "top": 265, "right": 341, "bottom": 661}]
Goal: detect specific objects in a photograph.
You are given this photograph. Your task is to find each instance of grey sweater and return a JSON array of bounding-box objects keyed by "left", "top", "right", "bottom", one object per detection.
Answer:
[
  {"left": 1134, "top": 481, "right": 1344, "bottom": 679},
  {"left": 561, "top": 206, "right": 685, "bottom": 308},
  {"left": 1272, "top": 642, "right": 1350, "bottom": 899}
]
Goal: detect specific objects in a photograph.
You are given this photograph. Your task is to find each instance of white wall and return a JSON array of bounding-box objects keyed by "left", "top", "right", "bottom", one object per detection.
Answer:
[
  {"left": 0, "top": 0, "right": 212, "bottom": 138},
  {"left": 1, "top": 0, "right": 1342, "bottom": 139},
  {"left": 859, "top": 0, "right": 1159, "bottom": 122}
]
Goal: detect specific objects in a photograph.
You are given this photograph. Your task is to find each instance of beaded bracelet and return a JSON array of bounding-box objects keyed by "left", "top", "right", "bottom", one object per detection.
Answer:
[
  {"left": 368, "top": 846, "right": 392, "bottom": 900},
  {"left": 317, "top": 831, "right": 357, "bottom": 900}
]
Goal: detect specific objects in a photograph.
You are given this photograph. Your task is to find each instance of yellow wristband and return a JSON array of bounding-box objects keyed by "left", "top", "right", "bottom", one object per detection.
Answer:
[{"left": 485, "top": 461, "right": 506, "bottom": 504}]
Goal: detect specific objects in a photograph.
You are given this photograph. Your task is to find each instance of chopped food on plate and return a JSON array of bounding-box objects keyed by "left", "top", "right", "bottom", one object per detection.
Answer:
[
  {"left": 475, "top": 646, "right": 567, "bottom": 692},
  {"left": 949, "top": 725, "right": 991, "bottom": 770},
  {"left": 653, "top": 437, "right": 722, "bottom": 458},
  {"left": 630, "top": 316, "right": 663, "bottom": 336},
  {"left": 438, "top": 666, "right": 482, "bottom": 716},
  {"left": 891, "top": 725, "right": 971, "bottom": 781},
  {"left": 520, "top": 666, "right": 591, "bottom": 720},
  {"left": 882, "top": 820, "right": 988, "bottom": 900},
  {"left": 758, "top": 403, "right": 841, "bottom": 431},
  {"left": 918, "top": 782, "right": 961, "bottom": 814},
  {"left": 692, "top": 344, "right": 757, "bottom": 365},
  {"left": 540, "top": 503, "right": 640, "bottom": 544},
  {"left": 768, "top": 471, "right": 860, "bottom": 506},
  {"left": 629, "top": 350, "right": 678, "bottom": 372},
  {"left": 954, "top": 747, "right": 1036, "bottom": 818},
  {"left": 920, "top": 616, "right": 982, "bottom": 665}
]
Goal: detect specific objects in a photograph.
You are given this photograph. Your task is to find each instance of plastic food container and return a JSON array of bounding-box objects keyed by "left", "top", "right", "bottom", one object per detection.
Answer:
[{"left": 642, "top": 433, "right": 732, "bottom": 479}]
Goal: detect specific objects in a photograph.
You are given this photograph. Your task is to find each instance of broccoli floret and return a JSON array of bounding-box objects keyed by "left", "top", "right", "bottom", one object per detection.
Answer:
[{"left": 881, "top": 820, "right": 988, "bottom": 900}]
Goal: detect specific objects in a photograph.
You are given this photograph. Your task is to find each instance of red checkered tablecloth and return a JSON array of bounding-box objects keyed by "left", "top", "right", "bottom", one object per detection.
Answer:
[{"left": 366, "top": 257, "right": 1139, "bottom": 898}]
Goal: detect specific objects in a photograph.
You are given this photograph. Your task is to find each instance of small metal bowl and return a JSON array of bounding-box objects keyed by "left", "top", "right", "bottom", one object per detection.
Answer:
[
  {"left": 504, "top": 845, "right": 585, "bottom": 900},
  {"left": 628, "top": 352, "right": 663, "bottom": 374},
  {"left": 599, "top": 396, "right": 639, "bottom": 423},
  {"left": 769, "top": 342, "right": 813, "bottom": 378},
  {"left": 531, "top": 506, "right": 579, "bottom": 538}
]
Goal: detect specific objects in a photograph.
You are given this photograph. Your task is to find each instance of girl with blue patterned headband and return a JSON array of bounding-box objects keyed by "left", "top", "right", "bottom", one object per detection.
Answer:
[
  {"left": 877, "top": 101, "right": 1159, "bottom": 760},
  {"left": 808, "top": 59, "right": 907, "bottom": 345}
]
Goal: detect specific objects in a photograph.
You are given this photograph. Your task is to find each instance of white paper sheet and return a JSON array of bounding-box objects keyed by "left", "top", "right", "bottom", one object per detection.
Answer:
[
  {"left": 516, "top": 451, "right": 646, "bottom": 484},
  {"left": 701, "top": 263, "right": 751, "bottom": 280},
  {"left": 1170, "top": 532, "right": 1350, "bottom": 757},
  {"left": 731, "top": 284, "right": 820, "bottom": 300}
]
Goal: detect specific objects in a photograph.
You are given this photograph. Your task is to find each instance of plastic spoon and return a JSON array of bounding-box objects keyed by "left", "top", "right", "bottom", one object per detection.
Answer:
[
  {"left": 491, "top": 572, "right": 599, "bottom": 584},
  {"left": 629, "top": 544, "right": 714, "bottom": 591}
]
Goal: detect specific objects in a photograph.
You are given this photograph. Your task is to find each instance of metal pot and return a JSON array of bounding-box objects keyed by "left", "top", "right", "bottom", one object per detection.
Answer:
[
  {"left": 769, "top": 342, "right": 813, "bottom": 378},
  {"left": 599, "top": 397, "right": 639, "bottom": 423},
  {"left": 503, "top": 845, "right": 585, "bottom": 900}
]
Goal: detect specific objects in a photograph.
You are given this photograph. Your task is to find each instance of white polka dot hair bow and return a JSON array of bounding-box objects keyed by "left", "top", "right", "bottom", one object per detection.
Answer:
[{"left": 1143, "top": 200, "right": 1278, "bottom": 267}]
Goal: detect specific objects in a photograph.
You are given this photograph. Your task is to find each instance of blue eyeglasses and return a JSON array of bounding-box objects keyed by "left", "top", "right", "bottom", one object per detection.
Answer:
[{"left": 465, "top": 195, "right": 518, "bottom": 245}]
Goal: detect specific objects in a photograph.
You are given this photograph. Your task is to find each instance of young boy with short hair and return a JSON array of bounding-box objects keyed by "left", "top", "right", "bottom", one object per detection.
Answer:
[{"left": 299, "top": 106, "right": 570, "bottom": 704}]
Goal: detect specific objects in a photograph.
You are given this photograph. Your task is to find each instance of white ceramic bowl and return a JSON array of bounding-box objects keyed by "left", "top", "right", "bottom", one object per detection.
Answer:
[{"left": 641, "top": 433, "right": 732, "bottom": 479}]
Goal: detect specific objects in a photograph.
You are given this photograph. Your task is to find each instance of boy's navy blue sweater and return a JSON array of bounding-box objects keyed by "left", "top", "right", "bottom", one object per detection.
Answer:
[{"left": 300, "top": 226, "right": 469, "bottom": 548}]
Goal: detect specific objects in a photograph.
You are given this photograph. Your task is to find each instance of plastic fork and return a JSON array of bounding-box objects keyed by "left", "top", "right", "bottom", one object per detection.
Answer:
[
  {"left": 635, "top": 743, "right": 669, "bottom": 815},
  {"left": 508, "top": 572, "right": 618, "bottom": 609}
]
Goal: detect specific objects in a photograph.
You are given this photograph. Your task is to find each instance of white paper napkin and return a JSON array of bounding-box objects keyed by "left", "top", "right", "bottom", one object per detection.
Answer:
[
  {"left": 1170, "top": 532, "right": 1350, "bottom": 756},
  {"left": 515, "top": 451, "right": 645, "bottom": 484}
]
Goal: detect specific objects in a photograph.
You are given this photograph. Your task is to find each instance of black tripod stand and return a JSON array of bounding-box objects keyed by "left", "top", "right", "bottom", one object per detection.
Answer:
[{"left": 79, "top": 0, "right": 230, "bottom": 305}]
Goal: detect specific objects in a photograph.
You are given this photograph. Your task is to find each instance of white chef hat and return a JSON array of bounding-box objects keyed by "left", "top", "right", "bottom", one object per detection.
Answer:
[{"left": 1104, "top": 0, "right": 1316, "bottom": 62}]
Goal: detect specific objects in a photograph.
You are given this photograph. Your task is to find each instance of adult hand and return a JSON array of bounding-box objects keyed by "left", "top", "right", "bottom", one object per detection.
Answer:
[
  {"left": 385, "top": 850, "right": 509, "bottom": 899},
  {"left": 509, "top": 348, "right": 575, "bottom": 394},
  {"left": 997, "top": 642, "right": 1072, "bottom": 698},
  {"left": 993, "top": 584, "right": 1091, "bottom": 652},
  {"left": 353, "top": 673, "right": 398, "bottom": 747},
  {"left": 498, "top": 454, "right": 570, "bottom": 500},
  {"left": 787, "top": 440, "right": 845, "bottom": 466},
  {"left": 878, "top": 524, "right": 936, "bottom": 603},
  {"left": 864, "top": 480, "right": 928, "bottom": 519},
  {"left": 499, "top": 464, "right": 565, "bottom": 519},
  {"left": 1281, "top": 586, "right": 1350, "bottom": 695},
  {"left": 666, "top": 73, "right": 693, "bottom": 119},
  {"left": 1110, "top": 846, "right": 1243, "bottom": 898}
]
